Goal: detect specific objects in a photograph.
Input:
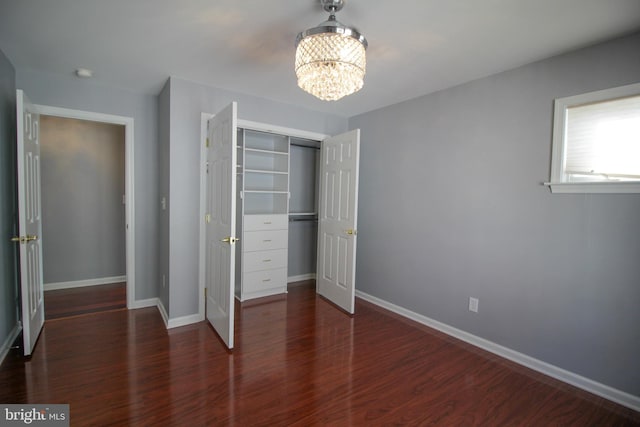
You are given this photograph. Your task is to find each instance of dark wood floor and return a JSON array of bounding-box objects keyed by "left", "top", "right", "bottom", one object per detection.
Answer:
[
  {"left": 44, "top": 282, "right": 126, "bottom": 320},
  {"left": 2, "top": 282, "right": 639, "bottom": 426}
]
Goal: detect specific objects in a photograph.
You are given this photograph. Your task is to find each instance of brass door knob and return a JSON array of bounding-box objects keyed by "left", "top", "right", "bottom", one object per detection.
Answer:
[
  {"left": 10, "top": 235, "right": 38, "bottom": 243},
  {"left": 221, "top": 237, "right": 240, "bottom": 244}
]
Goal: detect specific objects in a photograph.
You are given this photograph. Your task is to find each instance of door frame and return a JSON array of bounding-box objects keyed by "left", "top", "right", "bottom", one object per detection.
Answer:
[
  {"left": 198, "top": 113, "right": 328, "bottom": 319},
  {"left": 35, "top": 104, "right": 136, "bottom": 308}
]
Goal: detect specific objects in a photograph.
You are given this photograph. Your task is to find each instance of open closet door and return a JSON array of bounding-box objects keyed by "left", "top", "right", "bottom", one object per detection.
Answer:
[
  {"left": 316, "top": 129, "right": 360, "bottom": 314},
  {"left": 205, "top": 102, "right": 238, "bottom": 349},
  {"left": 14, "top": 90, "right": 45, "bottom": 356}
]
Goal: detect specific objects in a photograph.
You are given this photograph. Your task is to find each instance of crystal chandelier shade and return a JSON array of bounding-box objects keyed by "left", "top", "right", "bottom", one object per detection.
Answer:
[{"left": 295, "top": 0, "right": 367, "bottom": 101}]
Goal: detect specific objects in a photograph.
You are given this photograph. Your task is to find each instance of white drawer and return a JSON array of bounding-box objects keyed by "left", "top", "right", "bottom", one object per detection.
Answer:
[
  {"left": 243, "top": 268, "right": 287, "bottom": 293},
  {"left": 243, "top": 230, "right": 288, "bottom": 252},
  {"left": 243, "top": 249, "right": 287, "bottom": 272},
  {"left": 244, "top": 214, "right": 288, "bottom": 231}
]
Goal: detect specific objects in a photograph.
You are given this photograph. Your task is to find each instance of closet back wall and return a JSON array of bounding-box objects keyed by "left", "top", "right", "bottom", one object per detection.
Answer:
[
  {"left": 288, "top": 143, "right": 319, "bottom": 280},
  {"left": 40, "top": 116, "right": 126, "bottom": 286}
]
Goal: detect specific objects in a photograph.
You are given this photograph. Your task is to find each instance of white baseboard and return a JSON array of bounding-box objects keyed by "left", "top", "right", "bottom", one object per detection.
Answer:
[
  {"left": 167, "top": 313, "right": 204, "bottom": 329},
  {"left": 154, "top": 298, "right": 202, "bottom": 329},
  {"left": 156, "top": 299, "right": 169, "bottom": 327},
  {"left": 44, "top": 276, "right": 126, "bottom": 291},
  {"left": 288, "top": 273, "right": 316, "bottom": 283},
  {"left": 129, "top": 297, "right": 159, "bottom": 310},
  {"left": 0, "top": 323, "right": 22, "bottom": 367},
  {"left": 355, "top": 290, "right": 640, "bottom": 412}
]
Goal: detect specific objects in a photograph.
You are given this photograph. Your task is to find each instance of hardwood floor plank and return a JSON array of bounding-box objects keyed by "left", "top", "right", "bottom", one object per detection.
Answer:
[
  {"left": 1, "top": 283, "right": 638, "bottom": 426},
  {"left": 44, "top": 282, "right": 126, "bottom": 320}
]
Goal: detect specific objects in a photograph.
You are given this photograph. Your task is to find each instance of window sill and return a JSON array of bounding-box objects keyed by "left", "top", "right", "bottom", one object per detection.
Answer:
[{"left": 544, "top": 182, "right": 640, "bottom": 194}]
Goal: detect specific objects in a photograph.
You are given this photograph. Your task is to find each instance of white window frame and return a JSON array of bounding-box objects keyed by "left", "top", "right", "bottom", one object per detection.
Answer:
[{"left": 546, "top": 82, "right": 640, "bottom": 194}]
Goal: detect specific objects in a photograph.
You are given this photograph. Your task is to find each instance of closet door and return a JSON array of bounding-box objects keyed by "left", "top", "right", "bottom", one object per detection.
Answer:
[
  {"left": 206, "top": 102, "right": 238, "bottom": 350},
  {"left": 317, "top": 129, "right": 360, "bottom": 314}
]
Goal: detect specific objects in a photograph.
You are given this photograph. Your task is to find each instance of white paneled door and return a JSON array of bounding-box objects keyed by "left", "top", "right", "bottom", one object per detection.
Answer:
[
  {"left": 15, "top": 90, "right": 45, "bottom": 356},
  {"left": 317, "top": 129, "right": 360, "bottom": 314},
  {"left": 205, "top": 102, "right": 238, "bottom": 349}
]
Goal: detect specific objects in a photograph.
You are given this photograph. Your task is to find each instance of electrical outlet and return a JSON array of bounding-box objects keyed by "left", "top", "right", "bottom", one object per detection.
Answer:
[{"left": 469, "top": 297, "right": 479, "bottom": 313}]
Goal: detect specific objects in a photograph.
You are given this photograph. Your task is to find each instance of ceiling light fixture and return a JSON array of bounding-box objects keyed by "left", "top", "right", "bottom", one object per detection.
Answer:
[{"left": 295, "top": 0, "right": 367, "bottom": 101}]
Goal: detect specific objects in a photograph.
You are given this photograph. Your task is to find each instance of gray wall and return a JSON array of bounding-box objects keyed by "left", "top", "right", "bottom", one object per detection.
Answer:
[
  {"left": 40, "top": 116, "right": 126, "bottom": 283},
  {"left": 17, "top": 69, "right": 159, "bottom": 300},
  {"left": 0, "top": 49, "right": 18, "bottom": 352},
  {"left": 349, "top": 32, "right": 640, "bottom": 396},
  {"left": 165, "top": 77, "right": 348, "bottom": 318}
]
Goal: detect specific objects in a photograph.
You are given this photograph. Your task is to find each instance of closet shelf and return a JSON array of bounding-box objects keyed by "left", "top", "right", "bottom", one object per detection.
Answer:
[
  {"left": 244, "top": 190, "right": 289, "bottom": 194},
  {"left": 245, "top": 147, "right": 289, "bottom": 156},
  {"left": 244, "top": 169, "right": 288, "bottom": 175},
  {"left": 237, "top": 127, "right": 290, "bottom": 302}
]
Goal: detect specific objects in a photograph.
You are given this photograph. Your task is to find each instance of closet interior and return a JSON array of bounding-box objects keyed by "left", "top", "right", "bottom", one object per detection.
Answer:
[{"left": 234, "top": 127, "right": 320, "bottom": 301}]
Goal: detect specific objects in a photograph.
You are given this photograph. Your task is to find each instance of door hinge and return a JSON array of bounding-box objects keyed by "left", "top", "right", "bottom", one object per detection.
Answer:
[
  {"left": 205, "top": 137, "right": 210, "bottom": 148},
  {"left": 205, "top": 213, "right": 211, "bottom": 223}
]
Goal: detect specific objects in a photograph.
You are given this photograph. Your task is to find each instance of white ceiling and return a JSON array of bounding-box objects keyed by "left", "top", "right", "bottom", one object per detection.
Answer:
[{"left": 1, "top": 0, "right": 639, "bottom": 117}]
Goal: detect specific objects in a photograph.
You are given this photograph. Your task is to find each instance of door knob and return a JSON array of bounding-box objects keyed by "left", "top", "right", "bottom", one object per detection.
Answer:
[
  {"left": 10, "top": 235, "right": 38, "bottom": 243},
  {"left": 221, "top": 237, "right": 240, "bottom": 244},
  {"left": 344, "top": 229, "right": 357, "bottom": 235}
]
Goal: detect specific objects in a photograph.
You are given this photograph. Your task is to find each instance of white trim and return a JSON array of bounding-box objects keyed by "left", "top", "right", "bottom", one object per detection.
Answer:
[
  {"left": 33, "top": 104, "right": 136, "bottom": 308},
  {"left": 544, "top": 181, "right": 640, "bottom": 193},
  {"left": 157, "top": 298, "right": 169, "bottom": 327},
  {"left": 44, "top": 276, "right": 126, "bottom": 291},
  {"left": 127, "top": 297, "right": 158, "bottom": 310},
  {"left": 548, "top": 82, "right": 640, "bottom": 193},
  {"left": 238, "top": 119, "right": 329, "bottom": 141},
  {"left": 155, "top": 297, "right": 203, "bottom": 329},
  {"left": 0, "top": 323, "right": 22, "bottom": 367},
  {"left": 356, "top": 290, "right": 640, "bottom": 412},
  {"left": 288, "top": 273, "right": 316, "bottom": 283},
  {"left": 167, "top": 313, "right": 204, "bottom": 329},
  {"left": 198, "top": 113, "right": 212, "bottom": 322}
]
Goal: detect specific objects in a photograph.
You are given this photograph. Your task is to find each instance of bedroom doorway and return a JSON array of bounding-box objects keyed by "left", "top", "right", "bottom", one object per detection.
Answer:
[{"left": 35, "top": 105, "right": 135, "bottom": 313}]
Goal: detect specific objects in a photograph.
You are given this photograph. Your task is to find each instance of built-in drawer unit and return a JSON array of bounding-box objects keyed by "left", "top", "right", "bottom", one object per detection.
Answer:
[
  {"left": 236, "top": 129, "right": 291, "bottom": 302},
  {"left": 243, "top": 249, "right": 287, "bottom": 273},
  {"left": 243, "top": 214, "right": 288, "bottom": 231},
  {"left": 243, "top": 230, "right": 288, "bottom": 252},
  {"left": 242, "top": 268, "right": 288, "bottom": 294}
]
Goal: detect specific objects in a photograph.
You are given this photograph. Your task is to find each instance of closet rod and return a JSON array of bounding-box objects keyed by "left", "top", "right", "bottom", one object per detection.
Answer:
[{"left": 289, "top": 217, "right": 318, "bottom": 222}]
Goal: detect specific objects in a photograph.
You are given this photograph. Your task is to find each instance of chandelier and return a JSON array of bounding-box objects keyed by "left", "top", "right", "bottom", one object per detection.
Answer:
[{"left": 295, "top": 0, "right": 368, "bottom": 101}]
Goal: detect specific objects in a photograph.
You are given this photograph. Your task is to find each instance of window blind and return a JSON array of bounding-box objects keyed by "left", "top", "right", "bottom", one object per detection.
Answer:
[{"left": 565, "top": 95, "right": 640, "bottom": 179}]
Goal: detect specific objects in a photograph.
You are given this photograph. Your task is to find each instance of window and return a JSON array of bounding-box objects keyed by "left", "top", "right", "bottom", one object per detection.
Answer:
[{"left": 547, "top": 82, "right": 640, "bottom": 193}]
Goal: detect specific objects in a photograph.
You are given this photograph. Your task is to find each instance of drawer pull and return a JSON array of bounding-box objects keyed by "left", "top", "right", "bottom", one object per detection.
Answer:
[
  {"left": 262, "top": 278, "right": 271, "bottom": 282},
  {"left": 263, "top": 239, "right": 272, "bottom": 242},
  {"left": 263, "top": 221, "right": 272, "bottom": 224},
  {"left": 262, "top": 259, "right": 272, "bottom": 262}
]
